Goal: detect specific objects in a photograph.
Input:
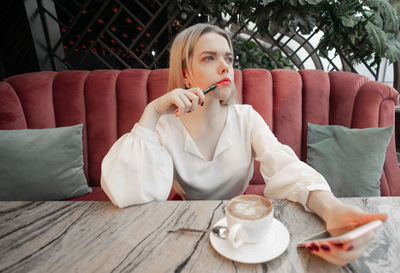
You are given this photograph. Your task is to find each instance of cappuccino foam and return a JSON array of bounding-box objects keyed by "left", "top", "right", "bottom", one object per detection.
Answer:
[{"left": 227, "top": 195, "right": 272, "bottom": 220}]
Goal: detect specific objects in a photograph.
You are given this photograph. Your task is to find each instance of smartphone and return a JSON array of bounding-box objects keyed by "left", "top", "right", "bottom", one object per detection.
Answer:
[{"left": 297, "top": 220, "right": 383, "bottom": 247}]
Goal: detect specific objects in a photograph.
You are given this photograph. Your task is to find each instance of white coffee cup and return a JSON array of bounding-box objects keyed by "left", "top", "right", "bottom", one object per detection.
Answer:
[{"left": 225, "top": 194, "right": 274, "bottom": 248}]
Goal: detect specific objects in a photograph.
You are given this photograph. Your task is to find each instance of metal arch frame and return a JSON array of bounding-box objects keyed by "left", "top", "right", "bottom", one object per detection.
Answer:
[
  {"left": 270, "top": 30, "right": 325, "bottom": 71},
  {"left": 229, "top": 25, "right": 326, "bottom": 71},
  {"left": 395, "top": 61, "right": 400, "bottom": 92},
  {"left": 394, "top": 31, "right": 400, "bottom": 93}
]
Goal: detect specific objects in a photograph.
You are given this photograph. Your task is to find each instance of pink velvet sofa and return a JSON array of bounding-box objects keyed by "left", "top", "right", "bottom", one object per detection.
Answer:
[{"left": 1, "top": 68, "right": 399, "bottom": 200}]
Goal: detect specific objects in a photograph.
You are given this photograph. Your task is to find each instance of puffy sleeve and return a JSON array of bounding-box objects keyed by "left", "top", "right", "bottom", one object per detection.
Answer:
[
  {"left": 250, "top": 108, "right": 331, "bottom": 210},
  {"left": 100, "top": 123, "right": 173, "bottom": 208}
]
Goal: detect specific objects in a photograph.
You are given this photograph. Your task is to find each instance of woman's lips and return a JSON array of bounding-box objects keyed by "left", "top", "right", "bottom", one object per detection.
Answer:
[{"left": 216, "top": 78, "right": 231, "bottom": 86}]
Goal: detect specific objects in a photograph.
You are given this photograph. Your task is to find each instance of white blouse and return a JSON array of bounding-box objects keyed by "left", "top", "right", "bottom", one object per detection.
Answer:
[{"left": 101, "top": 104, "right": 330, "bottom": 208}]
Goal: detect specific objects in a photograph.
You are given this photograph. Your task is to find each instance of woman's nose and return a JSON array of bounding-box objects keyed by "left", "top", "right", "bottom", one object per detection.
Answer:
[{"left": 218, "top": 59, "right": 229, "bottom": 74}]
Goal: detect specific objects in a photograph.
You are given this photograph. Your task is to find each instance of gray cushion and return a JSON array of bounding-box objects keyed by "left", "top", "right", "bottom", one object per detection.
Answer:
[
  {"left": 0, "top": 124, "right": 92, "bottom": 200},
  {"left": 306, "top": 122, "right": 393, "bottom": 197}
]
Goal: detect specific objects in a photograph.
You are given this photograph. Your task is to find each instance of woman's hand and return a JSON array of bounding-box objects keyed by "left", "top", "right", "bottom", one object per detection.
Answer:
[
  {"left": 307, "top": 203, "right": 387, "bottom": 266},
  {"left": 152, "top": 87, "right": 204, "bottom": 116},
  {"left": 138, "top": 87, "right": 204, "bottom": 130},
  {"left": 306, "top": 191, "right": 387, "bottom": 266},
  {"left": 324, "top": 203, "right": 387, "bottom": 236}
]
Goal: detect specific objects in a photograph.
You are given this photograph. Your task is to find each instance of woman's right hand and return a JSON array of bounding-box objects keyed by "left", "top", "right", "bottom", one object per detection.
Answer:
[
  {"left": 138, "top": 87, "right": 204, "bottom": 131},
  {"left": 152, "top": 87, "right": 205, "bottom": 116}
]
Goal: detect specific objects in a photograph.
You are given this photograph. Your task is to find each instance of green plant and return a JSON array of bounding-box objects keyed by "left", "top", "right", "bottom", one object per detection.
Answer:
[
  {"left": 178, "top": 0, "right": 400, "bottom": 66},
  {"left": 389, "top": 0, "right": 400, "bottom": 16},
  {"left": 232, "top": 36, "right": 294, "bottom": 69}
]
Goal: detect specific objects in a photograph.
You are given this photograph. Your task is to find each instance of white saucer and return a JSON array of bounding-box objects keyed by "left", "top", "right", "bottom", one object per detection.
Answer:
[{"left": 210, "top": 217, "right": 290, "bottom": 264}]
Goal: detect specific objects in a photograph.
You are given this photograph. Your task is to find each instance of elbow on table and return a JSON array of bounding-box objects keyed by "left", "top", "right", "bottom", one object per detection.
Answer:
[
  {"left": 100, "top": 174, "right": 171, "bottom": 208},
  {"left": 100, "top": 175, "right": 126, "bottom": 208}
]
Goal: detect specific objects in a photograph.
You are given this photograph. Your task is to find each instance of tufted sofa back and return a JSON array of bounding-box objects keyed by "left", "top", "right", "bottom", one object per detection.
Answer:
[{"left": 1, "top": 68, "right": 399, "bottom": 195}]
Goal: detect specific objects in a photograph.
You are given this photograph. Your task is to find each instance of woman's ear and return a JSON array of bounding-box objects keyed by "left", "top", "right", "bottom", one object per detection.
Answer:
[
  {"left": 182, "top": 69, "right": 189, "bottom": 80},
  {"left": 182, "top": 70, "right": 190, "bottom": 89}
]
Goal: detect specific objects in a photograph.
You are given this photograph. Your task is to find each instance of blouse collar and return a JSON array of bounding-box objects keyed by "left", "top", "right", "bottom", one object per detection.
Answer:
[{"left": 183, "top": 106, "right": 232, "bottom": 162}]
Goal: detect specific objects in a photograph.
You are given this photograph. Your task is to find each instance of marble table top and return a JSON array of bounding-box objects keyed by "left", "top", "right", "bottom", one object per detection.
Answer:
[{"left": 0, "top": 197, "right": 399, "bottom": 273}]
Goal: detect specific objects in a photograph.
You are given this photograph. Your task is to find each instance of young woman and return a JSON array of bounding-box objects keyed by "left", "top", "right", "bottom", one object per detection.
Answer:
[{"left": 101, "top": 23, "right": 387, "bottom": 265}]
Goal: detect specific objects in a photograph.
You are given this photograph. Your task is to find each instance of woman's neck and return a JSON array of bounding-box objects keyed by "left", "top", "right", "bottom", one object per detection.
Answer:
[
  {"left": 180, "top": 98, "right": 227, "bottom": 126},
  {"left": 179, "top": 99, "right": 229, "bottom": 161}
]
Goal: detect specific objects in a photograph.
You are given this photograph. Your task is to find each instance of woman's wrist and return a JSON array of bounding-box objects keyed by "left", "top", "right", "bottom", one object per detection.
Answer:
[
  {"left": 306, "top": 190, "right": 342, "bottom": 223},
  {"left": 138, "top": 101, "right": 162, "bottom": 131}
]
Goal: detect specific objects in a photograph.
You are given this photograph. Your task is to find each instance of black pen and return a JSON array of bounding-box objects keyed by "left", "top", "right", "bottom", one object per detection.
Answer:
[{"left": 203, "top": 84, "right": 217, "bottom": 95}]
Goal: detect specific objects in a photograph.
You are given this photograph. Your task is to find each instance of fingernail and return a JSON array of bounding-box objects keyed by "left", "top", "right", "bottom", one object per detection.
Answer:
[
  {"left": 306, "top": 246, "right": 314, "bottom": 251},
  {"left": 347, "top": 245, "right": 354, "bottom": 251},
  {"left": 188, "top": 111, "right": 191, "bottom": 113},
  {"left": 311, "top": 243, "right": 319, "bottom": 251},
  {"left": 332, "top": 242, "right": 344, "bottom": 248},
  {"left": 201, "top": 102, "right": 204, "bottom": 106},
  {"left": 321, "top": 244, "right": 330, "bottom": 251}
]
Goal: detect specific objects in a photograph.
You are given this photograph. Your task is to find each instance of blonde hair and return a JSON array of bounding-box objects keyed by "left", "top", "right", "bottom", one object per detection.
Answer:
[{"left": 167, "top": 23, "right": 236, "bottom": 104}]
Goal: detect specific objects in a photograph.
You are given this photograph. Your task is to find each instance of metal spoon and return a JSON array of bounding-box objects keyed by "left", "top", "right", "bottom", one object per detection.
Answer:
[{"left": 168, "top": 225, "right": 229, "bottom": 239}]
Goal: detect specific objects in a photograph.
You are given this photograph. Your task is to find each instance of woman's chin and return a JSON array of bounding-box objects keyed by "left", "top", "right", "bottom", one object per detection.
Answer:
[{"left": 217, "top": 88, "right": 232, "bottom": 100}]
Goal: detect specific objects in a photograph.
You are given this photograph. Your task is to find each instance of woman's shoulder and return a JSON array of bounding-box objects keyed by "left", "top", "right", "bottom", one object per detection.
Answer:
[
  {"left": 229, "top": 104, "right": 257, "bottom": 117},
  {"left": 228, "top": 104, "right": 262, "bottom": 128},
  {"left": 229, "top": 104, "right": 267, "bottom": 127}
]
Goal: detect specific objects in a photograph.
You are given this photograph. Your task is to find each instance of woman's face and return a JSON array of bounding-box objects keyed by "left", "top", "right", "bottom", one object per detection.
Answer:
[{"left": 185, "top": 32, "right": 234, "bottom": 101}]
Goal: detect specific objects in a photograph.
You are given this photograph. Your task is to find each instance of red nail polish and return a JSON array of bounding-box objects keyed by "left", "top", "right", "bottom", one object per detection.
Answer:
[
  {"left": 347, "top": 245, "right": 354, "bottom": 251},
  {"left": 311, "top": 243, "right": 319, "bottom": 251},
  {"left": 306, "top": 246, "right": 314, "bottom": 251},
  {"left": 332, "top": 242, "right": 344, "bottom": 248},
  {"left": 321, "top": 244, "right": 330, "bottom": 251},
  {"left": 201, "top": 102, "right": 204, "bottom": 106}
]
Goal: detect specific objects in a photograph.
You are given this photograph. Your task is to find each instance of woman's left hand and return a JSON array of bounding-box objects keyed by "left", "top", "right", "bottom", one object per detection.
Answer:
[{"left": 305, "top": 203, "right": 387, "bottom": 266}]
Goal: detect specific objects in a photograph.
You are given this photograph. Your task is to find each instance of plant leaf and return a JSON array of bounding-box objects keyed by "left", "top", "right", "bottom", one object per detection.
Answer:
[
  {"left": 372, "top": 12, "right": 384, "bottom": 28},
  {"left": 341, "top": 16, "right": 355, "bottom": 27},
  {"left": 349, "top": 34, "right": 356, "bottom": 44},
  {"left": 385, "top": 38, "right": 400, "bottom": 63},
  {"left": 262, "top": 0, "right": 277, "bottom": 6},
  {"left": 366, "top": 0, "right": 399, "bottom": 34},
  {"left": 307, "top": 0, "right": 323, "bottom": 4},
  {"left": 365, "top": 21, "right": 388, "bottom": 56}
]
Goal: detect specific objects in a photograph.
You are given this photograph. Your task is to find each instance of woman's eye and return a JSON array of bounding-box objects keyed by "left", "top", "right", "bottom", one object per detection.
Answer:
[
  {"left": 226, "top": 57, "right": 233, "bottom": 63},
  {"left": 204, "top": 56, "right": 214, "bottom": 61}
]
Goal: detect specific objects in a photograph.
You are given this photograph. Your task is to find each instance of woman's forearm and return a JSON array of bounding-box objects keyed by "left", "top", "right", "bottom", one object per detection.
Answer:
[{"left": 306, "top": 190, "right": 342, "bottom": 223}]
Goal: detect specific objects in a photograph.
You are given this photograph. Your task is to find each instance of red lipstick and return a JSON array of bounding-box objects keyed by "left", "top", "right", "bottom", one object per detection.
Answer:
[{"left": 216, "top": 78, "right": 231, "bottom": 86}]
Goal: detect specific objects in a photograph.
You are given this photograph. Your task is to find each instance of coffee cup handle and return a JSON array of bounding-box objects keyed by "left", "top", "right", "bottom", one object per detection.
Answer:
[{"left": 228, "top": 224, "right": 246, "bottom": 248}]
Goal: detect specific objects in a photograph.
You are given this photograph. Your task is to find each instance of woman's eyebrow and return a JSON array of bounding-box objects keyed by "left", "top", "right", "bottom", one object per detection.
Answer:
[{"left": 200, "top": 51, "right": 233, "bottom": 56}]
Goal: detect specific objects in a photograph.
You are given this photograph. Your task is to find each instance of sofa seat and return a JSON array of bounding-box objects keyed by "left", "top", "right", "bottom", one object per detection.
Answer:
[{"left": 67, "top": 187, "right": 110, "bottom": 201}]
